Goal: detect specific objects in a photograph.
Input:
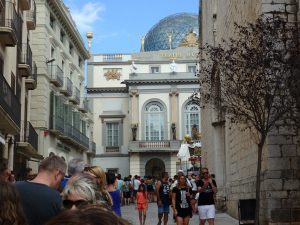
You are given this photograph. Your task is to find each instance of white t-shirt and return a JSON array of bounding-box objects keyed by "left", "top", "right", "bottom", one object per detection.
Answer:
[{"left": 133, "top": 179, "right": 141, "bottom": 190}]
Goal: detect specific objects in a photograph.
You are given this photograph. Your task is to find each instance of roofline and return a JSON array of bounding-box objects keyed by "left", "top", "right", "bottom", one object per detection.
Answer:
[{"left": 49, "top": 0, "right": 90, "bottom": 59}]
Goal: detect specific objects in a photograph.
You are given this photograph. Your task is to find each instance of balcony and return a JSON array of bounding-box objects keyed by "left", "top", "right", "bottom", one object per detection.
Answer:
[
  {"left": 49, "top": 114, "right": 64, "bottom": 135},
  {"left": 18, "top": 43, "right": 33, "bottom": 77},
  {"left": 60, "top": 77, "right": 73, "bottom": 96},
  {"left": 19, "top": 0, "right": 31, "bottom": 10},
  {"left": 69, "top": 87, "right": 80, "bottom": 105},
  {"left": 80, "top": 133, "right": 89, "bottom": 149},
  {"left": 17, "top": 121, "right": 40, "bottom": 154},
  {"left": 25, "top": 62, "right": 37, "bottom": 90},
  {"left": 0, "top": 2, "right": 19, "bottom": 46},
  {"left": 87, "top": 141, "right": 96, "bottom": 155},
  {"left": 26, "top": 0, "right": 36, "bottom": 30},
  {"left": 0, "top": 74, "right": 21, "bottom": 134},
  {"left": 129, "top": 140, "right": 181, "bottom": 152},
  {"left": 78, "top": 98, "right": 89, "bottom": 113},
  {"left": 106, "top": 146, "right": 119, "bottom": 153},
  {"left": 48, "top": 65, "right": 63, "bottom": 87}
]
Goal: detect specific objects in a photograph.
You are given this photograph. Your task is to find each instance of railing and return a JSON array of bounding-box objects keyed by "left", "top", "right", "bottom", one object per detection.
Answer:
[
  {"left": 61, "top": 77, "right": 72, "bottom": 96},
  {"left": 19, "top": 43, "right": 32, "bottom": 70},
  {"left": 0, "top": 74, "right": 21, "bottom": 128},
  {"left": 139, "top": 141, "right": 171, "bottom": 148},
  {"left": 25, "top": 121, "right": 38, "bottom": 150},
  {"left": 103, "top": 54, "right": 123, "bottom": 62},
  {"left": 26, "top": 0, "right": 36, "bottom": 30},
  {"left": 80, "top": 133, "right": 89, "bottom": 148},
  {"left": 64, "top": 123, "right": 72, "bottom": 138},
  {"left": 74, "top": 87, "right": 80, "bottom": 104},
  {"left": 90, "top": 141, "right": 96, "bottom": 152},
  {"left": 0, "top": 0, "right": 4, "bottom": 10},
  {"left": 106, "top": 146, "right": 119, "bottom": 152},
  {"left": 48, "top": 65, "right": 63, "bottom": 87},
  {"left": 71, "top": 127, "right": 81, "bottom": 143},
  {"left": 50, "top": 114, "right": 64, "bottom": 134},
  {"left": 31, "top": 62, "right": 37, "bottom": 83}
]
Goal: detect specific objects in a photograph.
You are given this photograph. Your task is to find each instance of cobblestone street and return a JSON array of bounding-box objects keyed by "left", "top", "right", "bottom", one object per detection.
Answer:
[{"left": 122, "top": 202, "right": 238, "bottom": 225}]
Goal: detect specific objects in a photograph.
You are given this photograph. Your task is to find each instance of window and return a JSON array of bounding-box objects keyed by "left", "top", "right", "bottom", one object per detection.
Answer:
[
  {"left": 50, "top": 15, "right": 55, "bottom": 29},
  {"left": 106, "top": 123, "right": 119, "bottom": 147},
  {"left": 144, "top": 101, "right": 165, "bottom": 140},
  {"left": 150, "top": 66, "right": 160, "bottom": 73},
  {"left": 188, "top": 65, "right": 196, "bottom": 73},
  {"left": 69, "top": 44, "right": 74, "bottom": 55},
  {"left": 184, "top": 102, "right": 200, "bottom": 136},
  {"left": 60, "top": 30, "right": 65, "bottom": 43},
  {"left": 78, "top": 58, "right": 83, "bottom": 68}
]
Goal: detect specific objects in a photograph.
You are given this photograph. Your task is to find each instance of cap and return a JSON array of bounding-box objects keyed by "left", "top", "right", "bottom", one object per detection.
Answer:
[{"left": 177, "top": 169, "right": 184, "bottom": 174}]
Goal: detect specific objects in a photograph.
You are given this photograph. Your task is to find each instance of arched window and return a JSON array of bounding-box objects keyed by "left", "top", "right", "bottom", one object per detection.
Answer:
[
  {"left": 144, "top": 101, "right": 165, "bottom": 140},
  {"left": 184, "top": 102, "right": 200, "bottom": 136}
]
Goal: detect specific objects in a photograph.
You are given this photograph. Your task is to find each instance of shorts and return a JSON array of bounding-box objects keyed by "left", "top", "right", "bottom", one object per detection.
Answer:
[
  {"left": 176, "top": 208, "right": 192, "bottom": 218},
  {"left": 133, "top": 190, "right": 138, "bottom": 197},
  {"left": 137, "top": 203, "right": 147, "bottom": 210},
  {"left": 158, "top": 203, "right": 170, "bottom": 214},
  {"left": 198, "top": 205, "right": 215, "bottom": 220},
  {"left": 124, "top": 191, "right": 131, "bottom": 198}
]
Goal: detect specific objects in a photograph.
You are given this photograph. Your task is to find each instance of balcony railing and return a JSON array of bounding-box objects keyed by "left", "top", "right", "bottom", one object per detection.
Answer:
[
  {"left": 88, "top": 141, "right": 96, "bottom": 155},
  {"left": 103, "top": 54, "right": 123, "bottom": 62},
  {"left": 18, "top": 43, "right": 33, "bottom": 77},
  {"left": 129, "top": 140, "right": 181, "bottom": 152},
  {"left": 0, "top": 2, "right": 20, "bottom": 46},
  {"left": 69, "top": 87, "right": 80, "bottom": 104},
  {"left": 25, "top": 62, "right": 37, "bottom": 90},
  {"left": 50, "top": 114, "right": 64, "bottom": 134},
  {"left": 78, "top": 98, "right": 89, "bottom": 113},
  {"left": 71, "top": 127, "right": 81, "bottom": 144},
  {"left": 80, "top": 133, "right": 89, "bottom": 149},
  {"left": 0, "top": 73, "right": 21, "bottom": 133},
  {"left": 26, "top": 0, "right": 36, "bottom": 30},
  {"left": 60, "top": 77, "right": 73, "bottom": 96},
  {"left": 25, "top": 121, "right": 38, "bottom": 151},
  {"left": 0, "top": 0, "right": 4, "bottom": 10},
  {"left": 48, "top": 65, "right": 63, "bottom": 87}
]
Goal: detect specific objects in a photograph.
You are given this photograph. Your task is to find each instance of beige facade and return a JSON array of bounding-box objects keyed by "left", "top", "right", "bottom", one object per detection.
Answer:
[
  {"left": 28, "top": 0, "right": 95, "bottom": 172},
  {"left": 0, "top": 0, "right": 40, "bottom": 178},
  {"left": 87, "top": 46, "right": 201, "bottom": 177},
  {"left": 201, "top": 0, "right": 300, "bottom": 224}
]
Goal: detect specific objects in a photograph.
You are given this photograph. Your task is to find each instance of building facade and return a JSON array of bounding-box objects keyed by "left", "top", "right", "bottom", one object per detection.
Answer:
[
  {"left": 88, "top": 13, "right": 201, "bottom": 177},
  {"left": 0, "top": 0, "right": 40, "bottom": 178},
  {"left": 201, "top": 0, "right": 300, "bottom": 224},
  {"left": 29, "top": 0, "right": 95, "bottom": 171}
]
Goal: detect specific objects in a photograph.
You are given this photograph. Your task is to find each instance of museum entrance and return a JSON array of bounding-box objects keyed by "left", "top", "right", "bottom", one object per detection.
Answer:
[{"left": 145, "top": 158, "right": 165, "bottom": 178}]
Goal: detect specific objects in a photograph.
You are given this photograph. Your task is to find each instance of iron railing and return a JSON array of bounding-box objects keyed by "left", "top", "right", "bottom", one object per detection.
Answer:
[
  {"left": 81, "top": 133, "right": 89, "bottom": 148},
  {"left": 25, "top": 121, "right": 38, "bottom": 150},
  {"left": 61, "top": 77, "right": 73, "bottom": 96},
  {"left": 0, "top": 74, "right": 21, "bottom": 127},
  {"left": 19, "top": 43, "right": 32, "bottom": 70},
  {"left": 50, "top": 114, "right": 64, "bottom": 134},
  {"left": 48, "top": 65, "right": 63, "bottom": 87},
  {"left": 74, "top": 87, "right": 80, "bottom": 104},
  {"left": 26, "top": 0, "right": 36, "bottom": 30}
]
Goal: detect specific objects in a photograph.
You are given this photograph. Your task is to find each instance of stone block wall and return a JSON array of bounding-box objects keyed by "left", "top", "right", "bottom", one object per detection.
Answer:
[{"left": 201, "top": 0, "right": 300, "bottom": 224}]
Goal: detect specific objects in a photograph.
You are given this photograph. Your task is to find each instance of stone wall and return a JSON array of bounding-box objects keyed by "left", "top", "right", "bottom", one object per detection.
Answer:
[{"left": 201, "top": 0, "right": 300, "bottom": 224}]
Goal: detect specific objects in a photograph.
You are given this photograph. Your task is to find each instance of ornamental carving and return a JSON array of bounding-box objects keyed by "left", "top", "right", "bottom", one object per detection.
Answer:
[
  {"left": 104, "top": 69, "right": 122, "bottom": 80},
  {"left": 179, "top": 31, "right": 198, "bottom": 47}
]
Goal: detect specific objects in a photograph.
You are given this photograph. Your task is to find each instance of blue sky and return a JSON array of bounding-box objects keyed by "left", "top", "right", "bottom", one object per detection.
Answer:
[{"left": 64, "top": 0, "right": 199, "bottom": 54}]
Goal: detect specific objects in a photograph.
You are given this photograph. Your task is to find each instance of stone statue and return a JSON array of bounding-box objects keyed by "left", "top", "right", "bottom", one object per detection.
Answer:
[
  {"left": 170, "top": 60, "right": 176, "bottom": 73},
  {"left": 171, "top": 123, "right": 176, "bottom": 140},
  {"left": 131, "top": 124, "right": 138, "bottom": 141}
]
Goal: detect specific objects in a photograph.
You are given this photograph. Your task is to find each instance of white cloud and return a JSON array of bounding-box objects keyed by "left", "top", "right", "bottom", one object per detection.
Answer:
[{"left": 69, "top": 2, "right": 104, "bottom": 33}]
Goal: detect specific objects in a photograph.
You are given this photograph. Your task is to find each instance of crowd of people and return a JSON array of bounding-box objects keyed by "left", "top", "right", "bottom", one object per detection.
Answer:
[{"left": 0, "top": 156, "right": 217, "bottom": 225}]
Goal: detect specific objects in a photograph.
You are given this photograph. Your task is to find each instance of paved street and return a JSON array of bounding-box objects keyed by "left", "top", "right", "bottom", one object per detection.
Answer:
[{"left": 122, "top": 202, "right": 238, "bottom": 225}]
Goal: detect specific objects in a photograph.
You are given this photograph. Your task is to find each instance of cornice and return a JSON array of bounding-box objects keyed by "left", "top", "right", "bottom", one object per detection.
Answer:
[
  {"left": 122, "top": 79, "right": 199, "bottom": 86},
  {"left": 48, "top": 0, "right": 90, "bottom": 59},
  {"left": 87, "top": 87, "right": 128, "bottom": 94}
]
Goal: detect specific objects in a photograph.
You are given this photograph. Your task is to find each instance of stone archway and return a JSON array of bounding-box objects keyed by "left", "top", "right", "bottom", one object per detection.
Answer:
[{"left": 145, "top": 158, "right": 165, "bottom": 178}]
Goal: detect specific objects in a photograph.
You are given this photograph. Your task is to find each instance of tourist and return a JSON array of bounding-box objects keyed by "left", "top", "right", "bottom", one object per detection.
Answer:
[
  {"left": 172, "top": 174, "right": 193, "bottom": 225},
  {"left": 136, "top": 183, "right": 148, "bottom": 225},
  {"left": 84, "top": 166, "right": 112, "bottom": 207},
  {"left": 61, "top": 158, "right": 86, "bottom": 189},
  {"left": 106, "top": 172, "right": 122, "bottom": 216},
  {"left": 156, "top": 172, "right": 170, "bottom": 225},
  {"left": 0, "top": 181, "right": 28, "bottom": 225},
  {"left": 16, "top": 155, "right": 67, "bottom": 225}
]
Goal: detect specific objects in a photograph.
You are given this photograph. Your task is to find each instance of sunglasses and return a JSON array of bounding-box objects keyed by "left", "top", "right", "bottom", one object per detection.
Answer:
[{"left": 63, "top": 199, "right": 89, "bottom": 209}]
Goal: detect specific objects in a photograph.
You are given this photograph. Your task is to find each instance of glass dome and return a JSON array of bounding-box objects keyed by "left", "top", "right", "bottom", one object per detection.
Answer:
[{"left": 144, "top": 13, "right": 198, "bottom": 52}]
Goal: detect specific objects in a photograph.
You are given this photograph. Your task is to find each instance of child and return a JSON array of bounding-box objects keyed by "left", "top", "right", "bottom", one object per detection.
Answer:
[{"left": 136, "top": 184, "right": 148, "bottom": 225}]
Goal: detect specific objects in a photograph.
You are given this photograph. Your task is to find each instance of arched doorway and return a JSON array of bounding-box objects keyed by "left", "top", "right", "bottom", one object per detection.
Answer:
[{"left": 145, "top": 158, "right": 165, "bottom": 178}]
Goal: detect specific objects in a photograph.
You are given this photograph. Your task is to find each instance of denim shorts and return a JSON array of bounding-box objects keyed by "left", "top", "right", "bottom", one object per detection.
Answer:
[{"left": 158, "top": 203, "right": 170, "bottom": 214}]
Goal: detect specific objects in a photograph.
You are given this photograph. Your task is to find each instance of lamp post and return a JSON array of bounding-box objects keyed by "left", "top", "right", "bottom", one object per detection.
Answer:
[{"left": 86, "top": 32, "right": 93, "bottom": 52}]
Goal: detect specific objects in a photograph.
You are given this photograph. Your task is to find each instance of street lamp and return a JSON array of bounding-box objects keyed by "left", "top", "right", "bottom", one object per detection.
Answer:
[{"left": 86, "top": 32, "right": 93, "bottom": 52}]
